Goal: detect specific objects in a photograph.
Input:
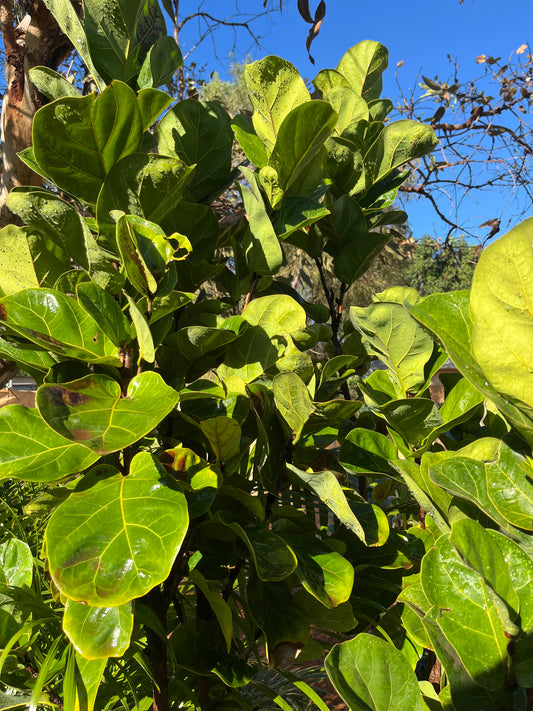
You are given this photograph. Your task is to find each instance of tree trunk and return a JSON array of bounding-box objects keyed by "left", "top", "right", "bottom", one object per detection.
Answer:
[{"left": 0, "top": 0, "right": 72, "bottom": 227}]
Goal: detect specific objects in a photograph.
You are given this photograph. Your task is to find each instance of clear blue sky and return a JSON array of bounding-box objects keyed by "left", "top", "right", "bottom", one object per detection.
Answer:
[{"left": 175, "top": 0, "right": 533, "bottom": 241}]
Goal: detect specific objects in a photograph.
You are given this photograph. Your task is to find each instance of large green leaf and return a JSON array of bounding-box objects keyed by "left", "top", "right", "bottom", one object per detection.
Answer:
[
  {"left": 334, "top": 231, "right": 390, "bottom": 285},
  {"left": 274, "top": 519, "right": 354, "bottom": 608},
  {"left": 339, "top": 428, "right": 399, "bottom": 478},
  {"left": 488, "top": 532, "right": 533, "bottom": 686},
  {"left": 336, "top": 41, "right": 389, "bottom": 101},
  {"left": 325, "top": 634, "right": 424, "bottom": 711},
  {"left": 82, "top": 0, "right": 166, "bottom": 85},
  {"left": 158, "top": 100, "right": 233, "bottom": 202},
  {"left": 231, "top": 114, "right": 269, "bottom": 168},
  {"left": 0, "top": 539, "right": 33, "bottom": 588},
  {"left": 273, "top": 372, "right": 315, "bottom": 443},
  {"left": 76, "top": 282, "right": 131, "bottom": 347},
  {"left": 46, "top": 453, "right": 188, "bottom": 606},
  {"left": 287, "top": 465, "right": 366, "bottom": 542},
  {"left": 244, "top": 56, "right": 310, "bottom": 152},
  {"left": 219, "top": 295, "right": 311, "bottom": 386},
  {"left": 420, "top": 535, "right": 512, "bottom": 694},
  {"left": 116, "top": 214, "right": 174, "bottom": 296},
  {"left": 0, "top": 406, "right": 99, "bottom": 482},
  {"left": 0, "top": 289, "right": 121, "bottom": 365},
  {"left": 350, "top": 300, "right": 434, "bottom": 396},
  {"left": 408, "top": 291, "right": 533, "bottom": 445},
  {"left": 269, "top": 101, "right": 337, "bottom": 192},
  {"left": 200, "top": 416, "right": 241, "bottom": 463},
  {"left": 96, "top": 153, "right": 194, "bottom": 230},
  {"left": 237, "top": 170, "right": 283, "bottom": 275},
  {"left": 364, "top": 119, "right": 438, "bottom": 185},
  {"left": 0, "top": 225, "right": 40, "bottom": 294},
  {"left": 429, "top": 438, "right": 533, "bottom": 531},
  {"left": 166, "top": 444, "right": 221, "bottom": 518},
  {"left": 218, "top": 516, "right": 297, "bottom": 583},
  {"left": 64, "top": 600, "right": 133, "bottom": 659},
  {"left": 37, "top": 372, "right": 178, "bottom": 455},
  {"left": 449, "top": 519, "right": 519, "bottom": 616},
  {"left": 33, "top": 82, "right": 143, "bottom": 204},
  {"left": 137, "top": 35, "right": 182, "bottom": 89},
  {"left": 7, "top": 190, "right": 122, "bottom": 292},
  {"left": 41, "top": 0, "right": 105, "bottom": 90},
  {"left": 29, "top": 66, "right": 81, "bottom": 100},
  {"left": 470, "top": 218, "right": 533, "bottom": 422}
]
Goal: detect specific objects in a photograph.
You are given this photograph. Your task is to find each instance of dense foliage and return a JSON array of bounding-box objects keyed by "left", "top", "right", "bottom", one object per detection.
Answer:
[{"left": 0, "top": 3, "right": 532, "bottom": 711}]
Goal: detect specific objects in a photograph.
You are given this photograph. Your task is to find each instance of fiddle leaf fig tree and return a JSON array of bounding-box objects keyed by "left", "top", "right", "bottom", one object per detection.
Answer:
[{"left": 3, "top": 3, "right": 531, "bottom": 711}]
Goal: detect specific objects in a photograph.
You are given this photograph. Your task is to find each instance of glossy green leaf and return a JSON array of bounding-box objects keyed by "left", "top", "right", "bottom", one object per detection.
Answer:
[
  {"left": 200, "top": 416, "right": 241, "bottom": 463},
  {"left": 29, "top": 66, "right": 81, "bottom": 100},
  {"left": 82, "top": 0, "right": 165, "bottom": 85},
  {"left": 137, "top": 88, "right": 173, "bottom": 131},
  {"left": 189, "top": 569, "right": 232, "bottom": 653},
  {"left": 219, "top": 295, "right": 310, "bottom": 385},
  {"left": 381, "top": 398, "right": 441, "bottom": 446},
  {"left": 76, "top": 283, "right": 131, "bottom": 347},
  {"left": 0, "top": 405, "right": 99, "bottom": 482},
  {"left": 287, "top": 465, "right": 366, "bottom": 542},
  {"left": 269, "top": 101, "right": 337, "bottom": 192},
  {"left": 0, "top": 335, "right": 56, "bottom": 375},
  {"left": 218, "top": 516, "right": 297, "bottom": 582},
  {"left": 326, "top": 86, "right": 369, "bottom": 137},
  {"left": 275, "top": 197, "right": 329, "bottom": 240},
  {"left": 429, "top": 438, "right": 533, "bottom": 531},
  {"left": 339, "top": 428, "right": 399, "bottom": 477},
  {"left": 408, "top": 291, "right": 533, "bottom": 445},
  {"left": 0, "top": 539, "right": 33, "bottom": 588},
  {"left": 351, "top": 300, "right": 434, "bottom": 395},
  {"left": 237, "top": 172, "right": 283, "bottom": 275},
  {"left": 7, "top": 191, "right": 122, "bottom": 292},
  {"left": 97, "top": 153, "right": 194, "bottom": 230},
  {"left": 63, "top": 600, "right": 133, "bottom": 659},
  {"left": 137, "top": 35, "right": 182, "bottom": 89},
  {"left": 416, "top": 377, "right": 484, "bottom": 453},
  {"left": 46, "top": 453, "right": 188, "bottom": 606},
  {"left": 158, "top": 100, "right": 232, "bottom": 201},
  {"left": 336, "top": 41, "right": 389, "bottom": 101},
  {"left": 325, "top": 634, "right": 424, "bottom": 711},
  {"left": 33, "top": 82, "right": 142, "bottom": 204},
  {"left": 124, "top": 294, "right": 155, "bottom": 364},
  {"left": 364, "top": 119, "right": 438, "bottom": 186},
  {"left": 470, "top": 218, "right": 533, "bottom": 422},
  {"left": 0, "top": 225, "right": 40, "bottom": 295},
  {"left": 275, "top": 520, "right": 354, "bottom": 607},
  {"left": 488, "top": 531, "right": 533, "bottom": 686},
  {"left": 313, "top": 68, "right": 351, "bottom": 96},
  {"left": 37, "top": 372, "right": 178, "bottom": 455},
  {"left": 244, "top": 56, "right": 310, "bottom": 152},
  {"left": 41, "top": 0, "right": 105, "bottom": 90},
  {"left": 334, "top": 231, "right": 389, "bottom": 285},
  {"left": 449, "top": 519, "right": 519, "bottom": 615},
  {"left": 231, "top": 114, "right": 269, "bottom": 167},
  {"left": 0, "top": 289, "right": 121, "bottom": 365},
  {"left": 116, "top": 215, "right": 158, "bottom": 296},
  {"left": 173, "top": 321, "right": 245, "bottom": 361},
  {"left": 421, "top": 535, "right": 512, "bottom": 692},
  {"left": 273, "top": 372, "right": 315, "bottom": 443}
]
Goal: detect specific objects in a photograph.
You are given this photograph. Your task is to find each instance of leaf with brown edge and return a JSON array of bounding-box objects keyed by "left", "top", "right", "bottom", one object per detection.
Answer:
[{"left": 37, "top": 372, "right": 179, "bottom": 455}]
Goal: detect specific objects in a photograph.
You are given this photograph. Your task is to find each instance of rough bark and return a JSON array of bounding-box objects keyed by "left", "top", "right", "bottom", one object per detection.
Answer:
[{"left": 0, "top": 0, "right": 72, "bottom": 227}]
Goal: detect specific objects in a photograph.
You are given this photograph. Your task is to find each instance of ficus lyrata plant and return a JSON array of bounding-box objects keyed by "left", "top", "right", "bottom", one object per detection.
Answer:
[{"left": 0, "top": 2, "right": 532, "bottom": 711}]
